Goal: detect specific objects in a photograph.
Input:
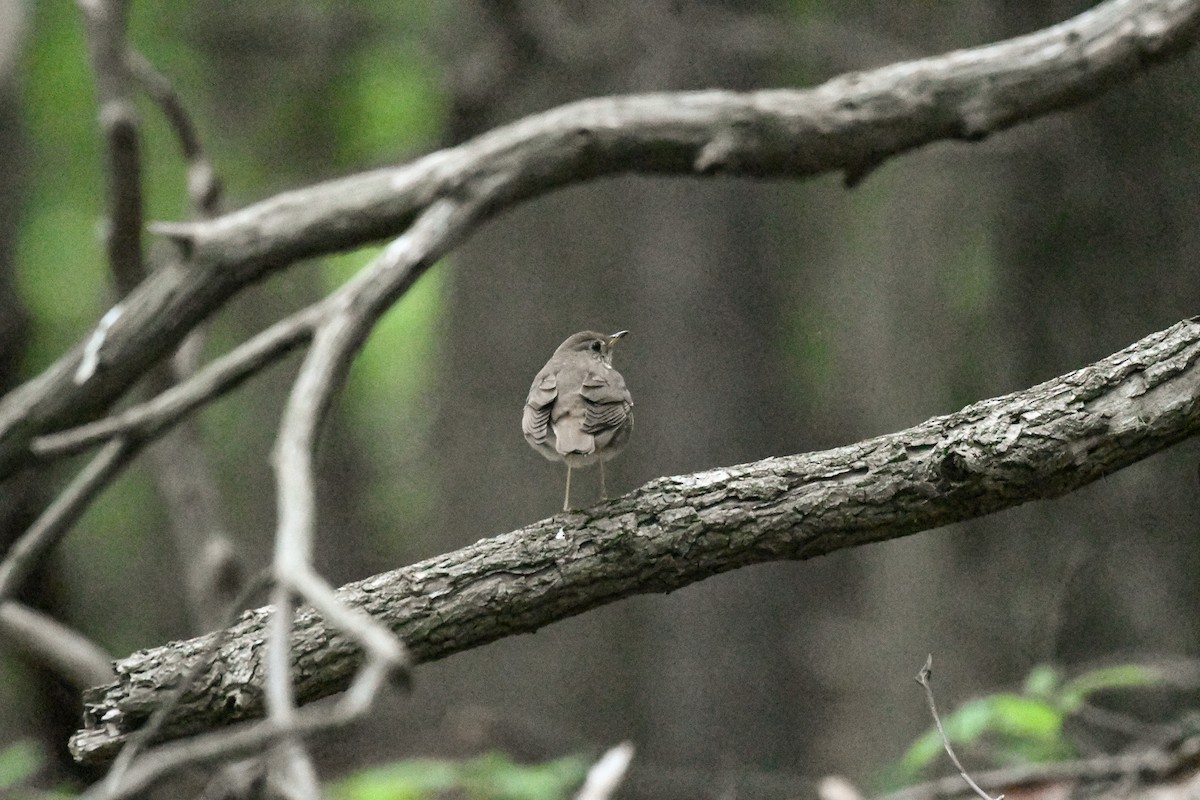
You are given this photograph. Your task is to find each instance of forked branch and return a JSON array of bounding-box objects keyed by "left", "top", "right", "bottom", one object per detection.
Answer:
[{"left": 2, "top": 0, "right": 1198, "bottom": 477}]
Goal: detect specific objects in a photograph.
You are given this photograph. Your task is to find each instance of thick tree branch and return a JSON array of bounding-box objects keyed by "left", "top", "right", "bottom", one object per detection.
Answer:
[
  {"left": 2, "top": 0, "right": 1197, "bottom": 478},
  {"left": 31, "top": 307, "right": 321, "bottom": 459},
  {"left": 69, "top": 318, "right": 1200, "bottom": 764}
]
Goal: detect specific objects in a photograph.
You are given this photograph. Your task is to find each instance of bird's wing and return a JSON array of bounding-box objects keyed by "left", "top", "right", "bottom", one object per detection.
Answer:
[
  {"left": 522, "top": 370, "right": 557, "bottom": 445},
  {"left": 581, "top": 370, "right": 632, "bottom": 434}
]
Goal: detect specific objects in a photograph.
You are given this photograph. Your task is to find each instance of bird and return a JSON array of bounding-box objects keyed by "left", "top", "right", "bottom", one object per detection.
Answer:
[{"left": 522, "top": 330, "right": 634, "bottom": 511}]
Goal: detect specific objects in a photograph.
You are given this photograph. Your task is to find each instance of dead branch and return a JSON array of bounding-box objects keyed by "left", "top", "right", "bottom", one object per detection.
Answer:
[
  {"left": 2, "top": 0, "right": 1197, "bottom": 479},
  {"left": 69, "top": 318, "right": 1200, "bottom": 763}
]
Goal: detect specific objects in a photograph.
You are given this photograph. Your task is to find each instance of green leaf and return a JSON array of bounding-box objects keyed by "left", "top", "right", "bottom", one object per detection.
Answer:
[
  {"left": 331, "top": 753, "right": 590, "bottom": 800},
  {"left": 1058, "top": 664, "right": 1165, "bottom": 712},
  {"left": 1022, "top": 664, "right": 1062, "bottom": 701},
  {"left": 896, "top": 693, "right": 1072, "bottom": 783},
  {"left": 890, "top": 660, "right": 1181, "bottom": 790},
  {"left": 333, "top": 757, "right": 459, "bottom": 800},
  {"left": 460, "top": 752, "right": 589, "bottom": 800}
]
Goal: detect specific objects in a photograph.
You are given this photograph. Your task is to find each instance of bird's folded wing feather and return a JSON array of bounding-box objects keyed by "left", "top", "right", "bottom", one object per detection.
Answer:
[
  {"left": 522, "top": 371, "right": 557, "bottom": 444},
  {"left": 581, "top": 371, "right": 632, "bottom": 433}
]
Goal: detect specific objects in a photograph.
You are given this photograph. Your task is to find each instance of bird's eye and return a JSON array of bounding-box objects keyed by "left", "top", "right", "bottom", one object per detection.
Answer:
[{"left": 590, "top": 341, "right": 602, "bottom": 353}]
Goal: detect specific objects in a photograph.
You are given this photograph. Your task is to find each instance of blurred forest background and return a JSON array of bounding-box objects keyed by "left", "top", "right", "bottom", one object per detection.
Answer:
[{"left": 2, "top": 0, "right": 1200, "bottom": 795}]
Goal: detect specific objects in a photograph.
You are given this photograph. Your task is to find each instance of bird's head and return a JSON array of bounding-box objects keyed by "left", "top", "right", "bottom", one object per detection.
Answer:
[{"left": 557, "top": 330, "right": 628, "bottom": 365}]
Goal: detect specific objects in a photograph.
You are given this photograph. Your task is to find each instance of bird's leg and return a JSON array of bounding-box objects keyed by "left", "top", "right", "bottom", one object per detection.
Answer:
[
  {"left": 563, "top": 465, "right": 573, "bottom": 512},
  {"left": 600, "top": 461, "right": 608, "bottom": 500}
]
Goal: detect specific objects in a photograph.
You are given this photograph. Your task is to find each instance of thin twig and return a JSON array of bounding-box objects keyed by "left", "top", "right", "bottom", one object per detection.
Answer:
[
  {"left": 255, "top": 198, "right": 474, "bottom": 789},
  {"left": 262, "top": 582, "right": 321, "bottom": 799},
  {"left": 915, "top": 656, "right": 1003, "bottom": 800},
  {"left": 265, "top": 198, "right": 474, "bottom": 659},
  {"left": 0, "top": 439, "right": 135, "bottom": 599},
  {"left": 126, "top": 49, "right": 221, "bottom": 217},
  {"left": 262, "top": 203, "right": 474, "bottom": 703},
  {"left": 268, "top": 739, "right": 321, "bottom": 800},
  {"left": 876, "top": 734, "right": 1200, "bottom": 800}
]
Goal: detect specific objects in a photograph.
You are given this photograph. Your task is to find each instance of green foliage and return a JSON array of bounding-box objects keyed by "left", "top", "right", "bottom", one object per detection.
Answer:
[
  {"left": 0, "top": 739, "right": 76, "bottom": 798},
  {"left": 898, "top": 691, "right": 1072, "bottom": 781},
  {"left": 889, "top": 662, "right": 1171, "bottom": 788},
  {"left": 0, "top": 740, "right": 41, "bottom": 790},
  {"left": 18, "top": 2, "right": 107, "bottom": 373},
  {"left": 331, "top": 752, "right": 590, "bottom": 800},
  {"left": 334, "top": 30, "right": 446, "bottom": 167},
  {"left": 1056, "top": 664, "right": 1165, "bottom": 710}
]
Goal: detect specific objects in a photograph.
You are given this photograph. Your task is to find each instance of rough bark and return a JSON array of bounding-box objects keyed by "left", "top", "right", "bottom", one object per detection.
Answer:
[
  {"left": 69, "top": 317, "right": 1200, "bottom": 764},
  {"left": 1, "top": 0, "right": 1198, "bottom": 478}
]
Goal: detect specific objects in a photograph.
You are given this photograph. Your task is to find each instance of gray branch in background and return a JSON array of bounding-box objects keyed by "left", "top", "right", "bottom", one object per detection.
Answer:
[
  {"left": 1, "top": 0, "right": 1196, "bottom": 478},
  {"left": 69, "top": 318, "right": 1200, "bottom": 764},
  {"left": 75, "top": 0, "right": 245, "bottom": 632},
  {"left": 0, "top": 602, "right": 113, "bottom": 690},
  {"left": 77, "top": 0, "right": 144, "bottom": 295},
  {"left": 127, "top": 49, "right": 221, "bottom": 217}
]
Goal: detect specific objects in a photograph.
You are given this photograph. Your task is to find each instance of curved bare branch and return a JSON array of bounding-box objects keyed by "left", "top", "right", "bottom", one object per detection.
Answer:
[
  {"left": 2, "top": 0, "right": 1197, "bottom": 478},
  {"left": 69, "top": 317, "right": 1200, "bottom": 764}
]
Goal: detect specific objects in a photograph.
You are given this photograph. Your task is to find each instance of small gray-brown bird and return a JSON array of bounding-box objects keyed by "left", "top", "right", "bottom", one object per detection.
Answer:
[{"left": 523, "top": 330, "right": 634, "bottom": 511}]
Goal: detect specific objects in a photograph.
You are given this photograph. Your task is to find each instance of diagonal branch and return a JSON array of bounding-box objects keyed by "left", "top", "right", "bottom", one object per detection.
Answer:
[
  {"left": 2, "top": 0, "right": 1197, "bottom": 478},
  {"left": 69, "top": 317, "right": 1200, "bottom": 764},
  {"left": 0, "top": 601, "right": 114, "bottom": 690},
  {"left": 0, "top": 439, "right": 134, "bottom": 599},
  {"left": 30, "top": 306, "right": 321, "bottom": 459}
]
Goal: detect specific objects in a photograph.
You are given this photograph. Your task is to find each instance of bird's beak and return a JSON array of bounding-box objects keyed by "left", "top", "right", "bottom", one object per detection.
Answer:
[{"left": 608, "top": 330, "right": 629, "bottom": 346}]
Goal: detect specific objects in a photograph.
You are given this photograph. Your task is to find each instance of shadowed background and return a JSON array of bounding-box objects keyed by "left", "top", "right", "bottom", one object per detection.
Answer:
[{"left": 2, "top": 0, "right": 1199, "bottom": 793}]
